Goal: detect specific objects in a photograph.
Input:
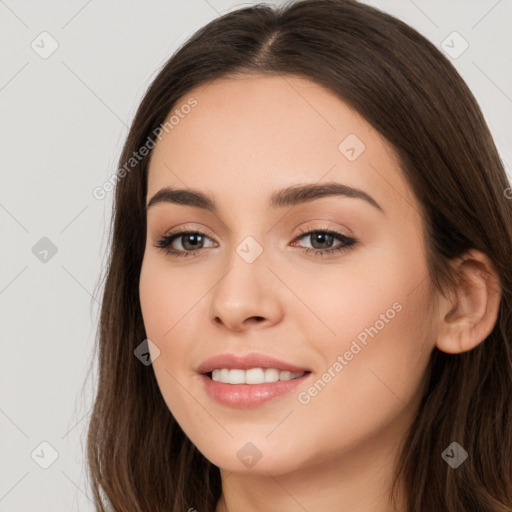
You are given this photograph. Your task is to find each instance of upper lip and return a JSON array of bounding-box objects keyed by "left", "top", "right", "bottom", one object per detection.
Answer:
[{"left": 197, "top": 353, "right": 312, "bottom": 374}]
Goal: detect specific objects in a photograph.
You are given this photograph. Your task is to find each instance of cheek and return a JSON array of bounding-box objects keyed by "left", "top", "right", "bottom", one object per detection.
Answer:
[
  {"left": 297, "top": 229, "right": 428, "bottom": 357},
  {"left": 297, "top": 237, "right": 433, "bottom": 429},
  {"left": 138, "top": 253, "right": 213, "bottom": 384},
  {"left": 288, "top": 290, "right": 432, "bottom": 470},
  {"left": 139, "top": 255, "right": 206, "bottom": 428},
  {"left": 284, "top": 240, "right": 425, "bottom": 345},
  {"left": 139, "top": 254, "right": 204, "bottom": 338}
]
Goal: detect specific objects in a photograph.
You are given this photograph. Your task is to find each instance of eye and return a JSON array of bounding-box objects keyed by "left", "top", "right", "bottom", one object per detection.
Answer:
[
  {"left": 153, "top": 227, "right": 358, "bottom": 258},
  {"left": 291, "top": 227, "right": 358, "bottom": 257},
  {"left": 153, "top": 228, "right": 216, "bottom": 258}
]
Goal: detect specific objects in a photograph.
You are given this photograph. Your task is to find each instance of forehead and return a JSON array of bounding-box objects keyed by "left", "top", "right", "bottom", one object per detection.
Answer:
[{"left": 146, "top": 73, "right": 417, "bottom": 218}]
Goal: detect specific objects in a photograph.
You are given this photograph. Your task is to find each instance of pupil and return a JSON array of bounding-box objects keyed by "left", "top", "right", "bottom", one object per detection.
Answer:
[
  {"left": 312, "top": 233, "right": 332, "bottom": 249},
  {"left": 184, "top": 234, "right": 202, "bottom": 250}
]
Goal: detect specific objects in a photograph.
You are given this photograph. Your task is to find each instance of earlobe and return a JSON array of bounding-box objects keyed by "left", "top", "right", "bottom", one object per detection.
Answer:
[{"left": 435, "top": 249, "right": 502, "bottom": 355}]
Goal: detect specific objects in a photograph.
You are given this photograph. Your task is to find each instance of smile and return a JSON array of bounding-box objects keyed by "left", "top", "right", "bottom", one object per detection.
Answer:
[
  {"left": 200, "top": 370, "right": 312, "bottom": 408},
  {"left": 210, "top": 368, "right": 306, "bottom": 384}
]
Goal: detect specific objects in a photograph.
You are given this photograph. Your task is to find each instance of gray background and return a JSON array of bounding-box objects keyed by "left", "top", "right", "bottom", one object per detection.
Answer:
[{"left": 1, "top": 0, "right": 511, "bottom": 510}]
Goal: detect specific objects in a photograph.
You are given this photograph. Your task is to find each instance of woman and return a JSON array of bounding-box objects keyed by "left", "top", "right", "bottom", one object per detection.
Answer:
[{"left": 86, "top": 0, "right": 512, "bottom": 510}]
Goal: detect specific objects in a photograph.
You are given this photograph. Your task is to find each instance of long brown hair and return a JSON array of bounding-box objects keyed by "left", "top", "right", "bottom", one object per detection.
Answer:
[{"left": 85, "top": 0, "right": 512, "bottom": 510}]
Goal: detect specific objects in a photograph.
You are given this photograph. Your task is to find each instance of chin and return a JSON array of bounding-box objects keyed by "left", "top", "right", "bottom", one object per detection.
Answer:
[{"left": 192, "top": 438, "right": 306, "bottom": 476}]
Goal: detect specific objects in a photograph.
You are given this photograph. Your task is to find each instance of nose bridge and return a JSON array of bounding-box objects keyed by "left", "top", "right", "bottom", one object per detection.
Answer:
[
  {"left": 220, "top": 209, "right": 271, "bottom": 268},
  {"left": 208, "top": 230, "right": 283, "bottom": 330},
  {"left": 215, "top": 232, "right": 268, "bottom": 306},
  {"left": 234, "top": 233, "right": 266, "bottom": 265}
]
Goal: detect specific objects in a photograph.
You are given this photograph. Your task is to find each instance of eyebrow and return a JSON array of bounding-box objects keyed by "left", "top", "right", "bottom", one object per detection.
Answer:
[{"left": 146, "top": 182, "right": 384, "bottom": 213}]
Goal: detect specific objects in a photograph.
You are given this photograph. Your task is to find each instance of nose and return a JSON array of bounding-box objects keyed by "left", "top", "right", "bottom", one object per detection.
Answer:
[{"left": 208, "top": 256, "right": 284, "bottom": 332}]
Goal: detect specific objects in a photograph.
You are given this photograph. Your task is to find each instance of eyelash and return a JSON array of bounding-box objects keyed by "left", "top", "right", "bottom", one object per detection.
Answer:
[{"left": 154, "top": 226, "right": 358, "bottom": 259}]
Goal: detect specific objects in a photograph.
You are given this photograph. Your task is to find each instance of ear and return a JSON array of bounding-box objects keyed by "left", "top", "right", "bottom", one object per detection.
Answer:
[{"left": 435, "top": 249, "right": 502, "bottom": 354}]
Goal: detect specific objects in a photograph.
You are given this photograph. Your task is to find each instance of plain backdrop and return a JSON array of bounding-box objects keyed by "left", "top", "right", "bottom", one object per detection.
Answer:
[{"left": 1, "top": 0, "right": 511, "bottom": 510}]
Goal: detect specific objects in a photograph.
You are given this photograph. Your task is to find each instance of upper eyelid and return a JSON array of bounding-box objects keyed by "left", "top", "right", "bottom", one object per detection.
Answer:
[{"left": 158, "top": 219, "right": 352, "bottom": 237}]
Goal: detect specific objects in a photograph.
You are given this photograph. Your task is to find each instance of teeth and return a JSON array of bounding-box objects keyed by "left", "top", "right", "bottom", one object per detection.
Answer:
[{"left": 211, "top": 368, "right": 306, "bottom": 384}]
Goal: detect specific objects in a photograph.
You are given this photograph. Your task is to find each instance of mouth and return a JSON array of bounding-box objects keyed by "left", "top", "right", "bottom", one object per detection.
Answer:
[
  {"left": 196, "top": 352, "right": 313, "bottom": 407},
  {"left": 204, "top": 368, "right": 312, "bottom": 384},
  {"left": 199, "top": 368, "right": 313, "bottom": 408}
]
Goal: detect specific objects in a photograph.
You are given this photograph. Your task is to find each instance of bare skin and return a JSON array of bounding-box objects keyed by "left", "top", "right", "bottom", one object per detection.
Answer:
[{"left": 139, "top": 73, "right": 501, "bottom": 512}]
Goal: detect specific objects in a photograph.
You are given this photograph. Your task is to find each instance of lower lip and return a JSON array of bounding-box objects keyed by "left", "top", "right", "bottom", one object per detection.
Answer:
[{"left": 200, "top": 372, "right": 311, "bottom": 408}]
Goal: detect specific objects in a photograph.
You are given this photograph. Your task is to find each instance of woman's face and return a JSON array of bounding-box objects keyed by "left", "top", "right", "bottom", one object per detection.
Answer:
[{"left": 139, "top": 73, "right": 438, "bottom": 475}]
